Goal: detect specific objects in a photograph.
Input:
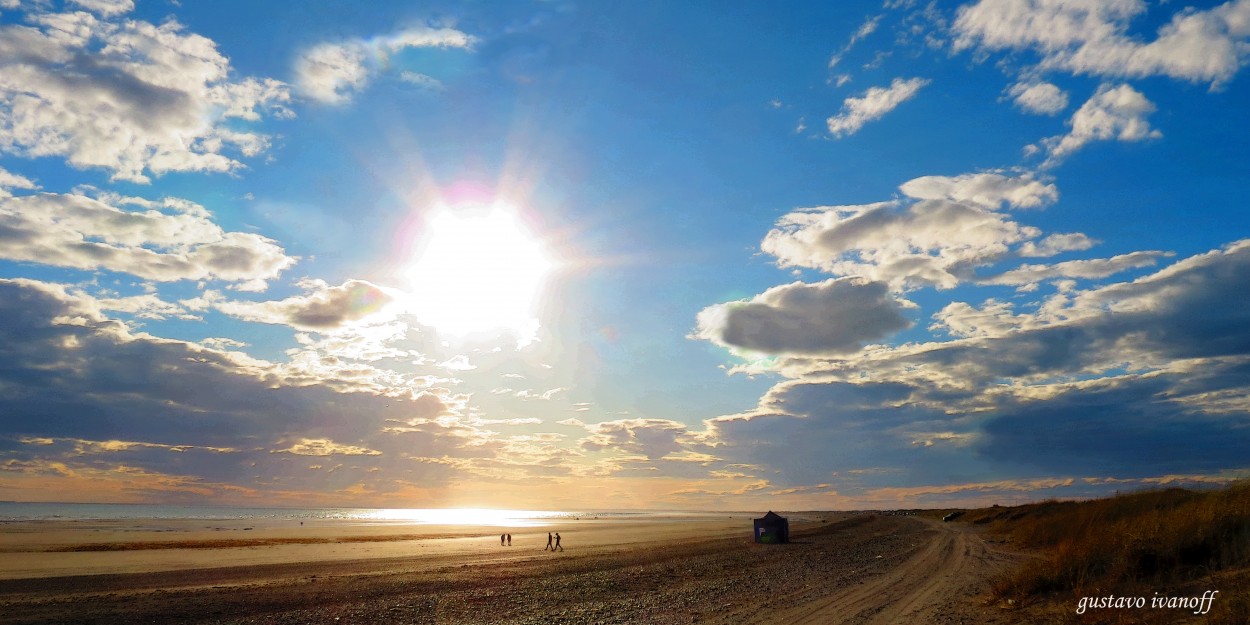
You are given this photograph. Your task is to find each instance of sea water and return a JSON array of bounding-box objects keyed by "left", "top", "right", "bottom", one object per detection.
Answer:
[{"left": 0, "top": 502, "right": 717, "bottom": 526}]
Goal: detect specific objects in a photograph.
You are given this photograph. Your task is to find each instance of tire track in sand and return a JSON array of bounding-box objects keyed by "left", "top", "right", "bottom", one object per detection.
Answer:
[{"left": 766, "top": 518, "right": 1011, "bottom": 625}]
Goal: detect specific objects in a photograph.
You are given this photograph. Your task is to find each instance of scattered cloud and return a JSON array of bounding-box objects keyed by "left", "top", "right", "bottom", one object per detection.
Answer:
[
  {"left": 68, "top": 0, "right": 134, "bottom": 16},
  {"left": 828, "top": 14, "right": 883, "bottom": 69},
  {"left": 826, "top": 76, "right": 930, "bottom": 138},
  {"left": 1018, "top": 232, "right": 1097, "bottom": 257},
  {"left": 1007, "top": 80, "right": 1069, "bottom": 115},
  {"left": 294, "top": 27, "right": 474, "bottom": 104},
  {"left": 272, "top": 438, "right": 382, "bottom": 457},
  {"left": 1042, "top": 83, "right": 1161, "bottom": 166}
]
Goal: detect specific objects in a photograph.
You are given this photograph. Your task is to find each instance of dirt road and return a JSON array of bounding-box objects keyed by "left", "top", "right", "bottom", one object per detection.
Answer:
[{"left": 755, "top": 517, "right": 1023, "bottom": 625}]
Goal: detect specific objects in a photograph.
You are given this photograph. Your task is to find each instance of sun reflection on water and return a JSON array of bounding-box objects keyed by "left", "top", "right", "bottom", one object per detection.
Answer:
[{"left": 355, "top": 508, "right": 564, "bottom": 527}]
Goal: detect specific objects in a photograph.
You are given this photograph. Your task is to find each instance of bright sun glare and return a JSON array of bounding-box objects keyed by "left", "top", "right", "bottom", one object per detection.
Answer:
[{"left": 406, "top": 203, "right": 552, "bottom": 340}]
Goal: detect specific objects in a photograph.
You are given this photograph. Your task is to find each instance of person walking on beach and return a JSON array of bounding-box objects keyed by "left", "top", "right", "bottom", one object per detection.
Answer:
[
  {"left": 554, "top": 532, "right": 563, "bottom": 551},
  {"left": 506, "top": 533, "right": 512, "bottom": 546},
  {"left": 544, "top": 532, "right": 553, "bottom": 551},
  {"left": 501, "top": 533, "right": 506, "bottom": 547}
]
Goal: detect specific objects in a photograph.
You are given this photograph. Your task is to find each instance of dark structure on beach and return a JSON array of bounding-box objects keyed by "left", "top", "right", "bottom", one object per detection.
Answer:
[{"left": 753, "top": 511, "right": 789, "bottom": 544}]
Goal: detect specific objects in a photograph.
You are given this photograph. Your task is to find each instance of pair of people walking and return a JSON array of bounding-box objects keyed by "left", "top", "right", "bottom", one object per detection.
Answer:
[
  {"left": 500, "top": 533, "right": 511, "bottom": 546},
  {"left": 544, "top": 532, "right": 562, "bottom": 551}
]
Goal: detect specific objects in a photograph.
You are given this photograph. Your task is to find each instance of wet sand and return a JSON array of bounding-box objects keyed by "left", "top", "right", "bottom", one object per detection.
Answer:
[{"left": 0, "top": 513, "right": 1024, "bottom": 624}]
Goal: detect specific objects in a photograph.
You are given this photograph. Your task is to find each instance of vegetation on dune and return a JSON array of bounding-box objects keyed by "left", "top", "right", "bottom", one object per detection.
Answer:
[{"left": 959, "top": 482, "right": 1250, "bottom": 624}]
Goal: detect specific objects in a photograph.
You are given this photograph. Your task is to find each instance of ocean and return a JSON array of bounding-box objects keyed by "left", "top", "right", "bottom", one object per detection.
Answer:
[{"left": 0, "top": 502, "right": 710, "bottom": 526}]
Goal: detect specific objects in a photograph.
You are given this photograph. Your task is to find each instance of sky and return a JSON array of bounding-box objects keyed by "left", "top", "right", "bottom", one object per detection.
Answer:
[{"left": 1, "top": 0, "right": 1249, "bottom": 511}]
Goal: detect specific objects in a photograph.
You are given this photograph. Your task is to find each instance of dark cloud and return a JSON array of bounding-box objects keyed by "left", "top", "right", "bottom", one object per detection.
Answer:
[
  {"left": 979, "top": 369, "right": 1250, "bottom": 476},
  {"left": 0, "top": 278, "right": 512, "bottom": 499},
  {"left": 694, "top": 278, "right": 912, "bottom": 355}
]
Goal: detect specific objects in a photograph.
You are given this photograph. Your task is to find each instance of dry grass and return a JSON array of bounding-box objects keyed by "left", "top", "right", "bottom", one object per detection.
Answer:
[{"left": 958, "top": 482, "right": 1250, "bottom": 624}]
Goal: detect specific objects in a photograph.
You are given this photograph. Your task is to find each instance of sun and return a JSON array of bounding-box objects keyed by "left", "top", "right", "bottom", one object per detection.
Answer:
[{"left": 405, "top": 202, "right": 553, "bottom": 341}]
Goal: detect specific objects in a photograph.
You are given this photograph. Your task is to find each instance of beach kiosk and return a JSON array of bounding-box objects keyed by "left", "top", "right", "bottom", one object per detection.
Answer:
[{"left": 753, "top": 511, "right": 789, "bottom": 544}]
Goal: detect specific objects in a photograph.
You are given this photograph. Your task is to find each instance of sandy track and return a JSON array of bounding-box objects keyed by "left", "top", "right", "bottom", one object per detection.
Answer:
[{"left": 762, "top": 518, "right": 1019, "bottom": 625}]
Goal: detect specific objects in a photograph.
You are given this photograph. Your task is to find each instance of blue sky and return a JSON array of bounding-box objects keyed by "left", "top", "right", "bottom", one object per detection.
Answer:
[{"left": 1, "top": 0, "right": 1249, "bottom": 510}]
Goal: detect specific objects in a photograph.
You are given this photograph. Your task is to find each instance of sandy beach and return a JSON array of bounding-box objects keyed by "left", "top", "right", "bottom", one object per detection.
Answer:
[{"left": 0, "top": 512, "right": 1024, "bottom": 624}]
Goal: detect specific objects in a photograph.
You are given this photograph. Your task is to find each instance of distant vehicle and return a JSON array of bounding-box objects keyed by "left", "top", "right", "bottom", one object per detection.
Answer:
[{"left": 942, "top": 511, "right": 963, "bottom": 522}]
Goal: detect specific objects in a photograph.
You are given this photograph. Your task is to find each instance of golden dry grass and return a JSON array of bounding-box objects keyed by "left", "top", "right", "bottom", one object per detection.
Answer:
[{"left": 954, "top": 483, "right": 1250, "bottom": 624}]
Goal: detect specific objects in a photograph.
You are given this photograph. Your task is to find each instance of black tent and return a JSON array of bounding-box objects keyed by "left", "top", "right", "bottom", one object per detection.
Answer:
[{"left": 753, "top": 511, "right": 789, "bottom": 544}]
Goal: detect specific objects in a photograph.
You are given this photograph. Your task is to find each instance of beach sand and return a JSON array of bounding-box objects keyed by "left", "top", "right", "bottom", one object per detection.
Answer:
[{"left": 0, "top": 512, "right": 1024, "bottom": 624}]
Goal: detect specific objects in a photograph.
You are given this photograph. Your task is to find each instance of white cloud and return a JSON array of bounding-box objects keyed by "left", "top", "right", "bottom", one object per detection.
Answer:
[
  {"left": 68, "top": 0, "right": 134, "bottom": 17},
  {"left": 213, "top": 279, "right": 396, "bottom": 331},
  {"left": 761, "top": 198, "right": 1041, "bottom": 290},
  {"left": 1018, "top": 232, "right": 1096, "bottom": 257},
  {"left": 693, "top": 278, "right": 913, "bottom": 355},
  {"left": 828, "top": 14, "right": 883, "bottom": 68},
  {"left": 826, "top": 77, "right": 930, "bottom": 138},
  {"left": 398, "top": 71, "right": 445, "bottom": 91},
  {"left": 980, "top": 250, "right": 1174, "bottom": 286},
  {"left": 930, "top": 299, "right": 1032, "bottom": 338},
  {"left": 954, "top": 0, "right": 1250, "bottom": 87},
  {"left": 1007, "top": 80, "right": 1069, "bottom": 115},
  {"left": 1042, "top": 83, "right": 1161, "bottom": 166},
  {"left": 0, "top": 9, "right": 291, "bottom": 183},
  {"left": 95, "top": 292, "right": 197, "bottom": 320},
  {"left": 899, "top": 171, "right": 1058, "bottom": 209},
  {"left": 294, "top": 27, "right": 474, "bottom": 104},
  {"left": 0, "top": 191, "right": 296, "bottom": 285}
]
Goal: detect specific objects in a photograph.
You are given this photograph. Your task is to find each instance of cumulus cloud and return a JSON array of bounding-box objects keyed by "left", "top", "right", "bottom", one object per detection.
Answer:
[
  {"left": 214, "top": 279, "right": 396, "bottom": 331},
  {"left": 953, "top": 0, "right": 1250, "bottom": 87},
  {"left": 697, "top": 241, "right": 1250, "bottom": 498},
  {"left": 761, "top": 197, "right": 1042, "bottom": 289},
  {"left": 0, "top": 191, "right": 296, "bottom": 285},
  {"left": 826, "top": 77, "right": 930, "bottom": 138},
  {"left": 0, "top": 8, "right": 291, "bottom": 183},
  {"left": 693, "top": 278, "right": 913, "bottom": 355},
  {"left": 899, "top": 171, "right": 1058, "bottom": 209},
  {"left": 294, "top": 27, "right": 475, "bottom": 104},
  {"left": 1042, "top": 83, "right": 1161, "bottom": 166},
  {"left": 1007, "top": 80, "right": 1069, "bottom": 115}
]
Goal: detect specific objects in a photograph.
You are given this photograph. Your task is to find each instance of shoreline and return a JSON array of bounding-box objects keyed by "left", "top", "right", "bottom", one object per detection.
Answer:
[
  {"left": 0, "top": 514, "right": 762, "bottom": 580},
  {"left": 0, "top": 514, "right": 1022, "bottom": 625}
]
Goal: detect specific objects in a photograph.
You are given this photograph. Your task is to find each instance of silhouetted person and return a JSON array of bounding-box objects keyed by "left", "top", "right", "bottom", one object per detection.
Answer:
[
  {"left": 544, "top": 532, "right": 553, "bottom": 551},
  {"left": 507, "top": 533, "right": 512, "bottom": 546},
  {"left": 501, "top": 533, "right": 506, "bottom": 546},
  {"left": 554, "top": 532, "right": 563, "bottom": 551}
]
